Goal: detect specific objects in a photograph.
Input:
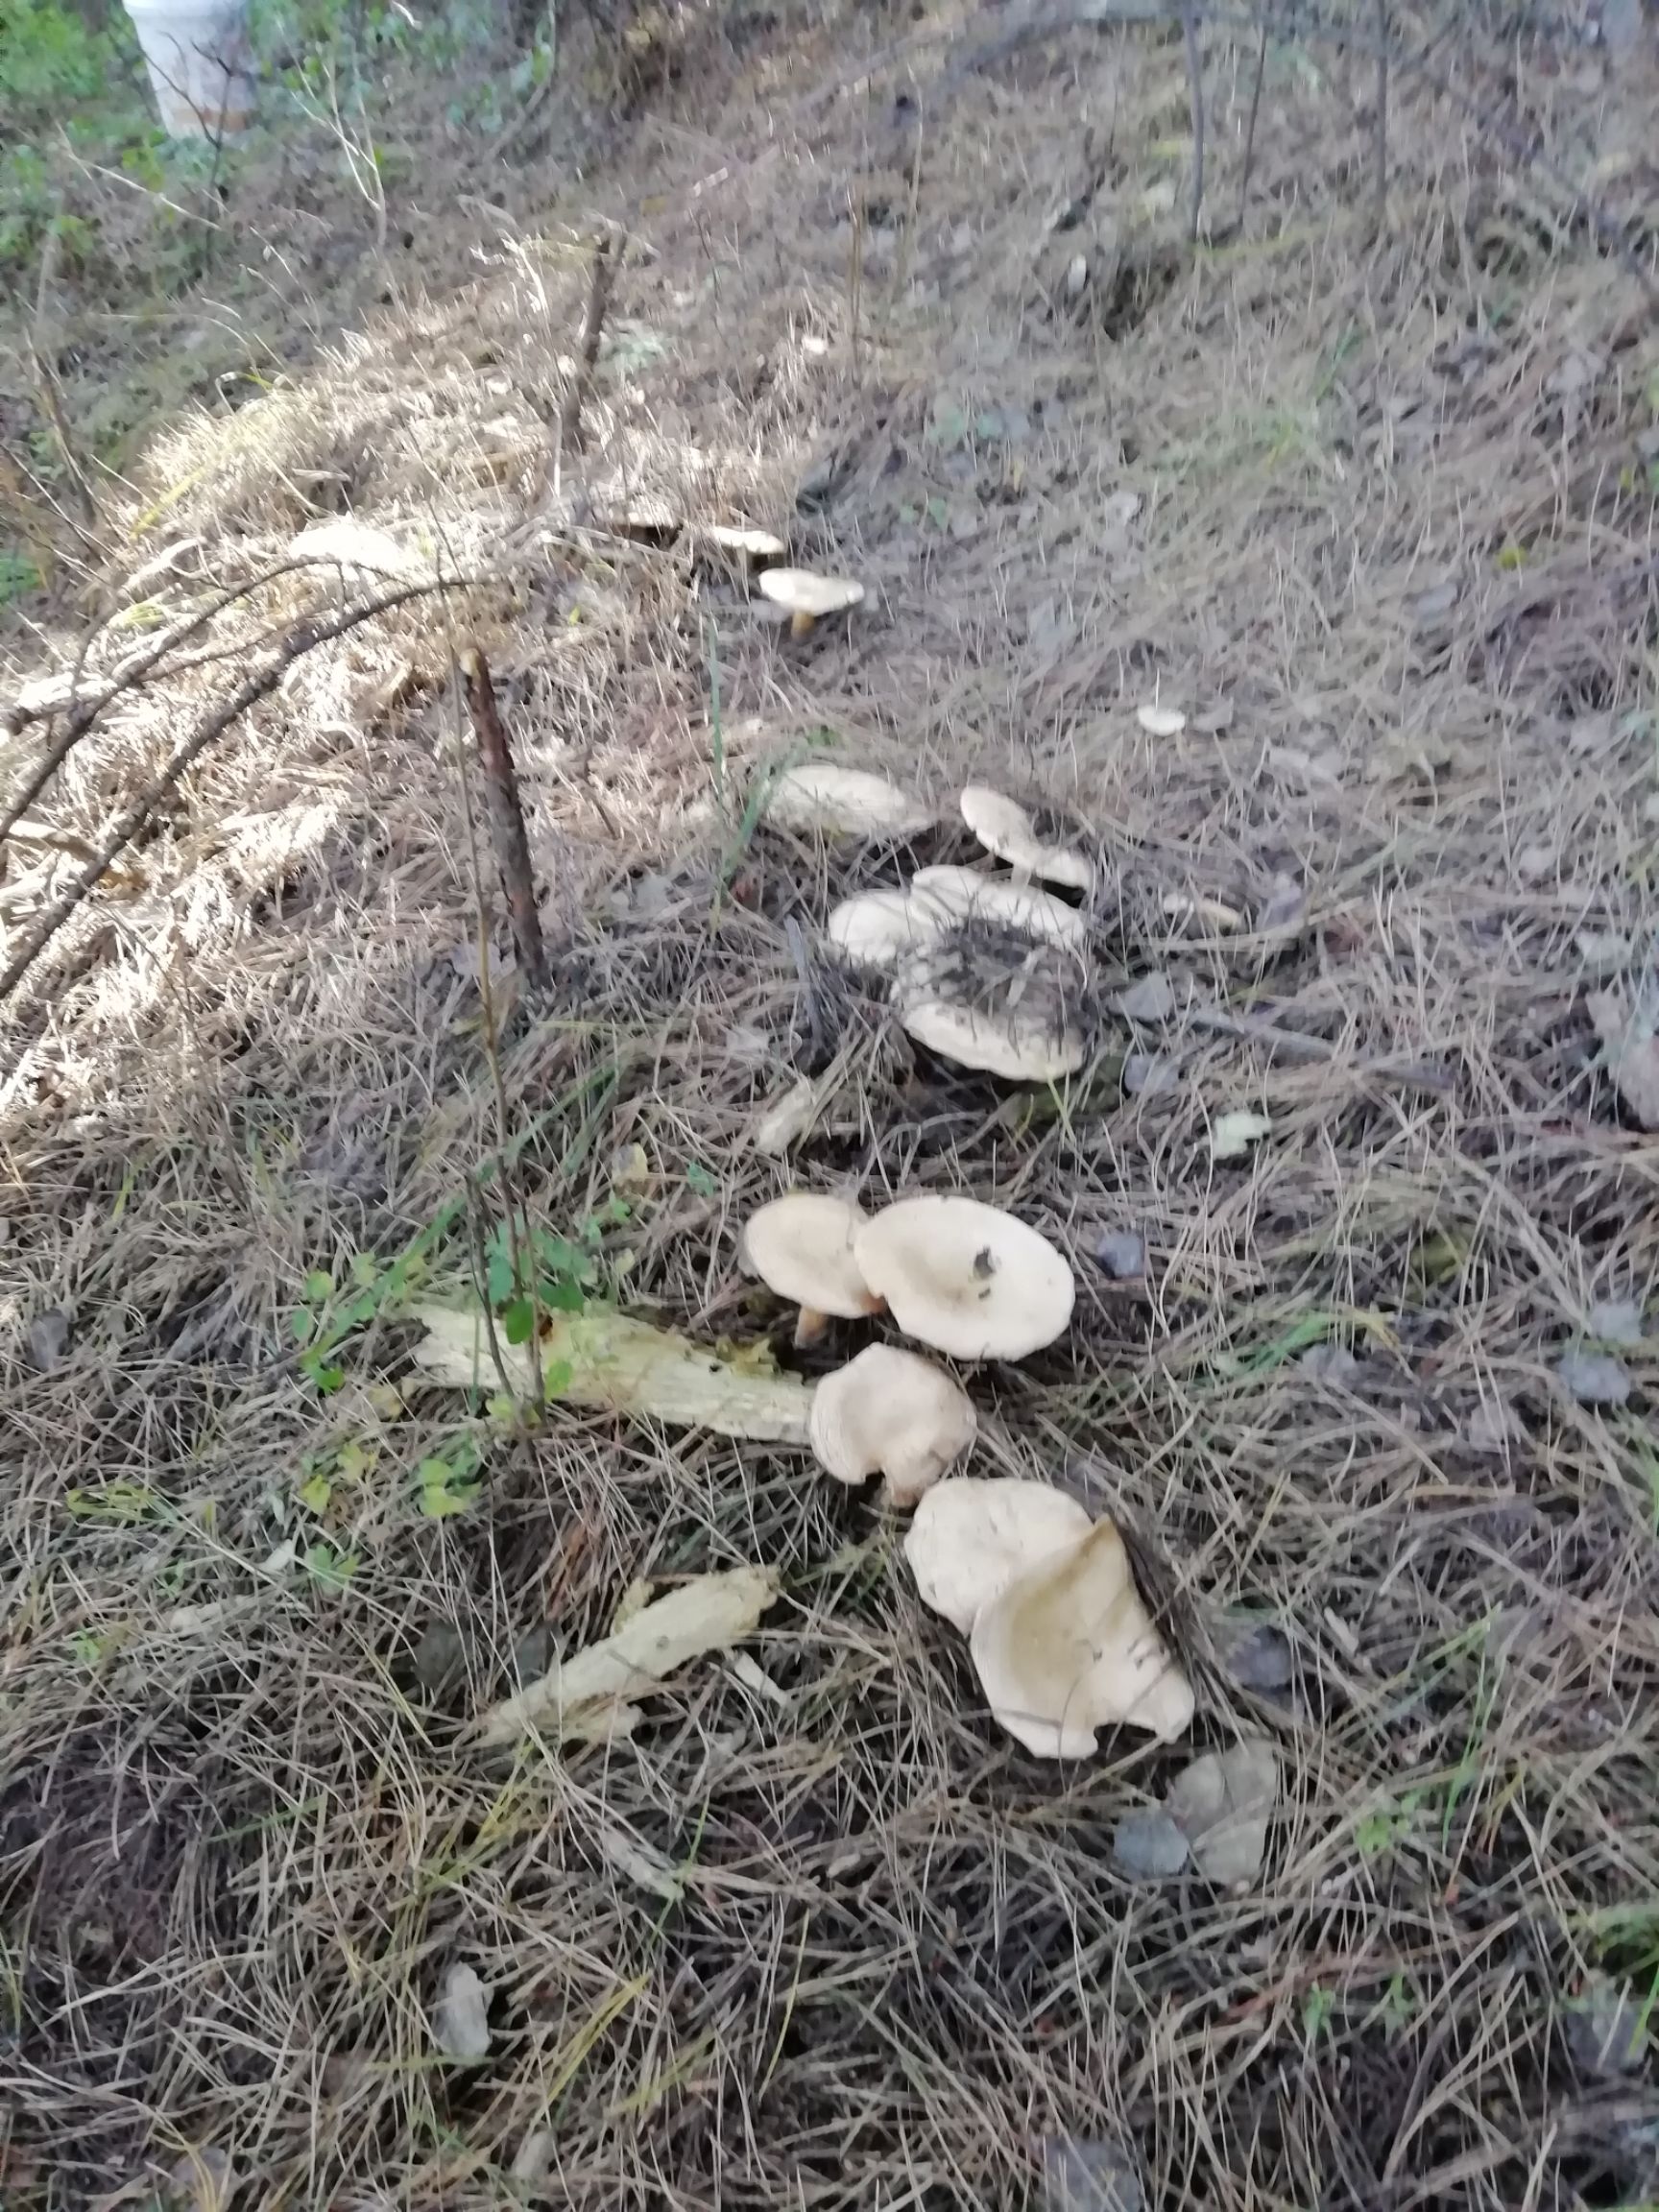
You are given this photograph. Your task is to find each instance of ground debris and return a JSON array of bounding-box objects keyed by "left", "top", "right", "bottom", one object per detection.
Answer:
[
  {"left": 1564, "top": 1975, "right": 1648, "bottom": 2077},
  {"left": 1111, "top": 1806, "right": 1190, "bottom": 1879},
  {"left": 1558, "top": 1347, "right": 1632, "bottom": 1407},
  {"left": 434, "top": 1962, "right": 492, "bottom": 2060},
  {"left": 1588, "top": 989, "right": 1659, "bottom": 1128},
  {"left": 1165, "top": 1741, "right": 1280, "bottom": 1886},
  {"left": 1040, "top": 2132, "right": 1145, "bottom": 2212}
]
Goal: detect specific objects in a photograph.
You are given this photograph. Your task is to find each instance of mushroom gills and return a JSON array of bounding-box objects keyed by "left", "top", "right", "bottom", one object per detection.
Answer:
[{"left": 810, "top": 1345, "right": 976, "bottom": 1507}]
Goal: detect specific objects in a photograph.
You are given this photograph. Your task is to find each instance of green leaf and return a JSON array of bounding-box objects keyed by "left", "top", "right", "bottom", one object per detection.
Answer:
[
  {"left": 420, "top": 1471, "right": 480, "bottom": 1518},
  {"left": 542, "top": 1358, "right": 574, "bottom": 1400},
  {"left": 298, "top": 1471, "right": 333, "bottom": 1514},
  {"left": 484, "top": 1222, "right": 517, "bottom": 1307},
  {"left": 290, "top": 1307, "right": 315, "bottom": 1345},
  {"left": 349, "top": 1252, "right": 380, "bottom": 1288},
  {"left": 65, "top": 1480, "right": 161, "bottom": 1525},
  {"left": 304, "top": 1541, "right": 356, "bottom": 1591},
  {"left": 501, "top": 1296, "right": 535, "bottom": 1346},
  {"left": 541, "top": 1276, "right": 585, "bottom": 1314},
  {"left": 312, "top": 1363, "right": 346, "bottom": 1394},
  {"left": 336, "top": 1437, "right": 371, "bottom": 1482},
  {"left": 304, "top": 1268, "right": 335, "bottom": 1303},
  {"left": 685, "top": 1162, "right": 717, "bottom": 1197}
]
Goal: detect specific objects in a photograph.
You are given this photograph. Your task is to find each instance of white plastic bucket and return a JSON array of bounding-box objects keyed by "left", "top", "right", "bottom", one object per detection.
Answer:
[{"left": 124, "top": 0, "right": 255, "bottom": 138}]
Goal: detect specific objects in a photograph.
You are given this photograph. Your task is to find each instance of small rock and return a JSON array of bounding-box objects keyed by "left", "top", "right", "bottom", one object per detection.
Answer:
[
  {"left": 1565, "top": 1974, "right": 1647, "bottom": 2077},
  {"left": 1122, "top": 1053, "right": 1178, "bottom": 1098},
  {"left": 1558, "top": 1348, "right": 1632, "bottom": 1407},
  {"left": 433, "top": 1962, "right": 492, "bottom": 2060},
  {"left": 1299, "top": 1343, "right": 1360, "bottom": 1387},
  {"left": 25, "top": 1309, "right": 71, "bottom": 1371},
  {"left": 1213, "top": 1613, "right": 1294, "bottom": 1692},
  {"left": 1094, "top": 1229, "right": 1146, "bottom": 1282},
  {"left": 1211, "top": 1110, "right": 1270, "bottom": 1161},
  {"left": 1588, "top": 1297, "right": 1643, "bottom": 1347},
  {"left": 1116, "top": 971, "right": 1175, "bottom": 1024},
  {"left": 1041, "top": 2132, "right": 1145, "bottom": 2212},
  {"left": 411, "top": 1619, "right": 470, "bottom": 1700},
  {"left": 1111, "top": 1807, "right": 1190, "bottom": 1880},
  {"left": 1166, "top": 1740, "right": 1280, "bottom": 1887}
]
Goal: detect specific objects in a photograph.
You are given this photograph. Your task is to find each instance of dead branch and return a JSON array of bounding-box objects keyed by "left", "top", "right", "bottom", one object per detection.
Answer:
[
  {"left": 1238, "top": 23, "right": 1267, "bottom": 228},
  {"left": 458, "top": 646, "right": 550, "bottom": 998},
  {"left": 1182, "top": 7, "right": 1206, "bottom": 241},
  {"left": 1373, "top": 0, "right": 1388, "bottom": 228},
  {"left": 0, "top": 578, "right": 445, "bottom": 1010},
  {"left": 559, "top": 229, "right": 620, "bottom": 456}
]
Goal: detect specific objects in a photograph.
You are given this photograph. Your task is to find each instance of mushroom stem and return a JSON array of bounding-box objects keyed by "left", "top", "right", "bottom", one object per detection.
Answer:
[
  {"left": 789, "top": 610, "right": 815, "bottom": 639},
  {"left": 793, "top": 1306, "right": 830, "bottom": 1350}
]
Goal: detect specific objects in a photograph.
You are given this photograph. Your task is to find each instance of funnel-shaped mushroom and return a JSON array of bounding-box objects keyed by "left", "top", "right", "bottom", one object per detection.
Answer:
[
  {"left": 894, "top": 928, "right": 1089, "bottom": 1082},
  {"left": 759, "top": 567, "right": 865, "bottom": 637},
  {"left": 765, "top": 764, "right": 933, "bottom": 841},
  {"left": 853, "top": 1195, "right": 1073, "bottom": 1360},
  {"left": 911, "top": 865, "right": 1088, "bottom": 950},
  {"left": 903, "top": 1476, "right": 1093, "bottom": 1632},
  {"left": 811, "top": 1345, "right": 976, "bottom": 1507},
  {"left": 960, "top": 787, "right": 1095, "bottom": 893},
  {"left": 970, "top": 1519, "right": 1195, "bottom": 1756},
  {"left": 741, "top": 1192, "right": 881, "bottom": 1346},
  {"left": 827, "top": 885, "right": 952, "bottom": 971}
]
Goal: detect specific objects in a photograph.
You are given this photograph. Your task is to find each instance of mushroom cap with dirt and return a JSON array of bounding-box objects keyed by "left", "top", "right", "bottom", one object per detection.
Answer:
[
  {"left": 706, "top": 523, "right": 788, "bottom": 561},
  {"left": 969, "top": 1517, "right": 1195, "bottom": 1756},
  {"left": 903, "top": 1475, "right": 1094, "bottom": 1632},
  {"left": 758, "top": 567, "right": 866, "bottom": 637},
  {"left": 959, "top": 786, "right": 1095, "bottom": 893},
  {"left": 893, "top": 927, "right": 1090, "bottom": 1082},
  {"left": 765, "top": 763, "right": 934, "bottom": 841},
  {"left": 852, "top": 1194, "right": 1074, "bottom": 1360},
  {"left": 811, "top": 1344, "right": 977, "bottom": 1508},
  {"left": 741, "top": 1193, "right": 882, "bottom": 1342},
  {"left": 910, "top": 864, "right": 1088, "bottom": 950}
]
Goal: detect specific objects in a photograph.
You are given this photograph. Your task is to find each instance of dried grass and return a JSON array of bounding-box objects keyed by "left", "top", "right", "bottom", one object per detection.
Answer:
[{"left": 3, "top": 4, "right": 1659, "bottom": 2206}]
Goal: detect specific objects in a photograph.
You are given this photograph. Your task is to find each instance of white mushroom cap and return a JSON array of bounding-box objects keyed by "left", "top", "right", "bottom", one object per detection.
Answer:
[
  {"left": 810, "top": 1346, "right": 976, "bottom": 1508},
  {"left": 969, "top": 1518, "right": 1195, "bottom": 1757},
  {"left": 827, "top": 885, "right": 952, "bottom": 971},
  {"left": 898, "top": 970, "right": 1089, "bottom": 1082},
  {"left": 758, "top": 568, "right": 865, "bottom": 618},
  {"left": 706, "top": 523, "right": 788, "bottom": 559},
  {"left": 765, "top": 764, "right": 934, "bottom": 840},
  {"left": 910, "top": 865, "right": 1088, "bottom": 950},
  {"left": 853, "top": 1196, "right": 1074, "bottom": 1359},
  {"left": 959, "top": 786, "right": 1095, "bottom": 893},
  {"left": 903, "top": 1476, "right": 1094, "bottom": 1632},
  {"left": 740, "top": 1194, "right": 881, "bottom": 1320}
]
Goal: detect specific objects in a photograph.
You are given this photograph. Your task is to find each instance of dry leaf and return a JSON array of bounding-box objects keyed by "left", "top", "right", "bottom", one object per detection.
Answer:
[
  {"left": 1041, "top": 2134, "right": 1145, "bottom": 2212},
  {"left": 1111, "top": 1806, "right": 1190, "bottom": 1879},
  {"left": 410, "top": 1302, "right": 813, "bottom": 1444},
  {"left": 754, "top": 1073, "right": 829, "bottom": 1155},
  {"left": 1165, "top": 1740, "right": 1280, "bottom": 1886},
  {"left": 1212, "top": 1612, "right": 1293, "bottom": 1692},
  {"left": 1094, "top": 1229, "right": 1146, "bottom": 1281},
  {"left": 1588, "top": 1297, "right": 1643, "bottom": 1346},
  {"left": 434, "top": 1962, "right": 492, "bottom": 2059},
  {"left": 1122, "top": 1052, "right": 1178, "bottom": 1098},
  {"left": 1588, "top": 990, "right": 1659, "bottom": 1129},
  {"left": 478, "top": 1566, "right": 780, "bottom": 1746},
  {"left": 1211, "top": 1111, "right": 1270, "bottom": 1161},
  {"left": 1463, "top": 1398, "right": 1520, "bottom": 1455},
  {"left": 25, "top": 1309, "right": 71, "bottom": 1371},
  {"left": 594, "top": 1819, "right": 685, "bottom": 1900},
  {"left": 1115, "top": 972, "right": 1175, "bottom": 1023},
  {"left": 1257, "top": 873, "right": 1306, "bottom": 935}
]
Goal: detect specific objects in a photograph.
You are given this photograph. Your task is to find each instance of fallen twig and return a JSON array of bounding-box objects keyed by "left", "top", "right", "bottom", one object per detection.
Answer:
[
  {"left": 559, "top": 228, "right": 619, "bottom": 457},
  {"left": 1182, "top": 7, "right": 1206, "bottom": 241},
  {"left": 1238, "top": 23, "right": 1267, "bottom": 228},
  {"left": 458, "top": 646, "right": 550, "bottom": 998},
  {"left": 0, "top": 578, "right": 445, "bottom": 1010}
]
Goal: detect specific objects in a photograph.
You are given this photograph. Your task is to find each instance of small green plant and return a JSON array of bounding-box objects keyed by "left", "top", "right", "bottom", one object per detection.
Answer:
[
  {"left": 415, "top": 1432, "right": 483, "bottom": 1517},
  {"left": 303, "top": 1538, "right": 357, "bottom": 1591}
]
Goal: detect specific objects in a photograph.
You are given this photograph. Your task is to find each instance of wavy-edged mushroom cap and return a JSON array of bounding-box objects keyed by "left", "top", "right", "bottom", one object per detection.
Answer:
[
  {"left": 969, "top": 1518, "right": 1195, "bottom": 1757},
  {"left": 827, "top": 885, "right": 952, "bottom": 971},
  {"left": 706, "top": 523, "right": 788, "bottom": 561},
  {"left": 741, "top": 1194, "right": 881, "bottom": 1339},
  {"left": 758, "top": 568, "right": 865, "bottom": 636},
  {"left": 765, "top": 763, "right": 934, "bottom": 841},
  {"left": 910, "top": 865, "right": 1087, "bottom": 950},
  {"left": 894, "top": 930, "right": 1089, "bottom": 1082},
  {"left": 903, "top": 1476, "right": 1094, "bottom": 1632},
  {"left": 959, "top": 786, "right": 1095, "bottom": 893},
  {"left": 811, "top": 1345, "right": 976, "bottom": 1508},
  {"left": 853, "top": 1195, "right": 1074, "bottom": 1359}
]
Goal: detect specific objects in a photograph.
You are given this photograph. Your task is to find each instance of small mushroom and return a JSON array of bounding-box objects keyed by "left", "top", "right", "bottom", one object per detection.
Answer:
[
  {"left": 910, "top": 865, "right": 1088, "bottom": 950},
  {"left": 705, "top": 523, "right": 788, "bottom": 564},
  {"left": 758, "top": 567, "right": 866, "bottom": 638},
  {"left": 853, "top": 1195, "right": 1074, "bottom": 1359},
  {"left": 959, "top": 786, "right": 1095, "bottom": 893},
  {"left": 765, "top": 763, "right": 934, "bottom": 841},
  {"left": 826, "top": 885, "right": 951, "bottom": 971},
  {"left": 811, "top": 1345, "right": 976, "bottom": 1507},
  {"left": 903, "top": 1476, "right": 1094, "bottom": 1632},
  {"left": 741, "top": 1192, "right": 882, "bottom": 1347},
  {"left": 970, "top": 1518, "right": 1195, "bottom": 1757},
  {"left": 893, "top": 929, "right": 1090, "bottom": 1082}
]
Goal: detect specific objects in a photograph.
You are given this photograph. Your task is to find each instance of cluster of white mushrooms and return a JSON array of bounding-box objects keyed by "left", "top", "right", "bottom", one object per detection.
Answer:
[
  {"left": 762, "top": 762, "right": 1097, "bottom": 1083},
  {"left": 740, "top": 1190, "right": 1194, "bottom": 1758}
]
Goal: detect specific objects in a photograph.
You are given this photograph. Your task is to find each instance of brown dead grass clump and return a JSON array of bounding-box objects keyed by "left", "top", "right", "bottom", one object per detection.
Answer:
[{"left": 4, "top": 5, "right": 1659, "bottom": 2207}]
